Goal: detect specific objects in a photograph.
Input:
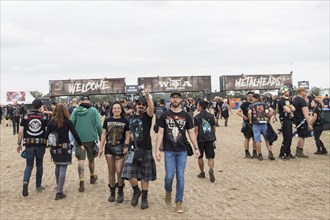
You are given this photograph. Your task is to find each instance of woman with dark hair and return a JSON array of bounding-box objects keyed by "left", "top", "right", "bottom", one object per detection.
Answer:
[
  {"left": 311, "top": 99, "right": 328, "bottom": 155},
  {"left": 98, "top": 101, "right": 130, "bottom": 203},
  {"left": 46, "top": 103, "right": 82, "bottom": 200}
]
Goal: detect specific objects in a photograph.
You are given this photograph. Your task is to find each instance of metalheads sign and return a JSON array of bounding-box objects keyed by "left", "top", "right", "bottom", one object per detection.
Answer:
[
  {"left": 220, "top": 74, "right": 292, "bottom": 91},
  {"left": 138, "top": 76, "right": 211, "bottom": 93},
  {"left": 49, "top": 78, "right": 126, "bottom": 96}
]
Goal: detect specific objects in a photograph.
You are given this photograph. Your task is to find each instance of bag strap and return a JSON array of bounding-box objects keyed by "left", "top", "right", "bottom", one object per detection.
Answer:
[{"left": 130, "top": 114, "right": 138, "bottom": 149}]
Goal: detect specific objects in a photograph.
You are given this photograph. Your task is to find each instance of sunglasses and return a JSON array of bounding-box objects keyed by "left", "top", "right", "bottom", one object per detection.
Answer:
[{"left": 137, "top": 102, "right": 146, "bottom": 107}]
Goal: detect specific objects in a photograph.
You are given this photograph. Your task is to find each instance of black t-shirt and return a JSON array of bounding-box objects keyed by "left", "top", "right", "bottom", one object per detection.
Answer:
[
  {"left": 194, "top": 110, "right": 216, "bottom": 143},
  {"left": 312, "top": 107, "right": 322, "bottom": 126},
  {"left": 68, "top": 106, "right": 76, "bottom": 115},
  {"left": 292, "top": 96, "right": 307, "bottom": 121},
  {"left": 46, "top": 119, "right": 82, "bottom": 146},
  {"left": 102, "top": 117, "right": 129, "bottom": 146},
  {"left": 278, "top": 97, "right": 292, "bottom": 119},
  {"left": 240, "top": 101, "right": 253, "bottom": 120},
  {"left": 129, "top": 112, "right": 153, "bottom": 150},
  {"left": 158, "top": 109, "right": 194, "bottom": 152}
]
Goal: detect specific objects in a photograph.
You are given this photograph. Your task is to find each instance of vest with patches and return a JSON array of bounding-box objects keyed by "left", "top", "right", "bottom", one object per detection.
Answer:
[
  {"left": 250, "top": 102, "right": 270, "bottom": 124},
  {"left": 23, "top": 112, "right": 49, "bottom": 146}
]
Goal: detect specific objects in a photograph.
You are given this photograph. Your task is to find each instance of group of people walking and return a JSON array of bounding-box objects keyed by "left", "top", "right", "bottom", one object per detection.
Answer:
[{"left": 15, "top": 89, "right": 219, "bottom": 214}]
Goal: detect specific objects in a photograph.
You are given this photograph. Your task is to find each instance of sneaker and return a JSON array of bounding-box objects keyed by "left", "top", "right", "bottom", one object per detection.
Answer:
[
  {"left": 78, "top": 181, "right": 85, "bottom": 192},
  {"left": 36, "top": 186, "right": 45, "bottom": 192},
  {"left": 268, "top": 152, "right": 275, "bottom": 160},
  {"left": 131, "top": 188, "right": 141, "bottom": 207},
  {"left": 165, "top": 192, "right": 171, "bottom": 205},
  {"left": 176, "top": 202, "right": 184, "bottom": 213},
  {"left": 280, "top": 155, "right": 290, "bottom": 160},
  {"left": 90, "top": 175, "right": 98, "bottom": 184},
  {"left": 55, "top": 193, "right": 66, "bottom": 200},
  {"left": 22, "top": 182, "right": 29, "bottom": 197},
  {"left": 197, "top": 172, "right": 205, "bottom": 178},
  {"left": 209, "top": 169, "right": 215, "bottom": 183}
]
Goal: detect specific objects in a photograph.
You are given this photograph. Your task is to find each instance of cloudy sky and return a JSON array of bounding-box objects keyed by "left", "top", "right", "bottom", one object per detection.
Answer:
[{"left": 1, "top": 1, "right": 329, "bottom": 95}]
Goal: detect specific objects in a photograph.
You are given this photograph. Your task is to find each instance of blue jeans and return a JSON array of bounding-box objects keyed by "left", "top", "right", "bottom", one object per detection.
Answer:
[
  {"left": 164, "top": 151, "right": 187, "bottom": 203},
  {"left": 252, "top": 124, "right": 268, "bottom": 142},
  {"left": 23, "top": 146, "right": 45, "bottom": 188}
]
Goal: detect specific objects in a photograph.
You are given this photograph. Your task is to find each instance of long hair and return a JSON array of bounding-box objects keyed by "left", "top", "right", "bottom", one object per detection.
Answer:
[
  {"left": 313, "top": 99, "right": 323, "bottom": 109},
  {"left": 53, "top": 103, "right": 70, "bottom": 128},
  {"left": 109, "top": 101, "right": 126, "bottom": 118}
]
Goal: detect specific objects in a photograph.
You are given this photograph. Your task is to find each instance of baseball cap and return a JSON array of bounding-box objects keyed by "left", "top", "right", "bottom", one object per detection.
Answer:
[
  {"left": 253, "top": 93, "right": 260, "bottom": 99},
  {"left": 80, "top": 95, "right": 90, "bottom": 101},
  {"left": 32, "top": 99, "right": 43, "bottom": 109},
  {"left": 170, "top": 90, "right": 182, "bottom": 98},
  {"left": 137, "top": 97, "right": 147, "bottom": 105}
]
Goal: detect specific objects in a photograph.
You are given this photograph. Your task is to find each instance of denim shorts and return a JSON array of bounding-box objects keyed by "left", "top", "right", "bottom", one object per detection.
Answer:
[{"left": 252, "top": 123, "right": 268, "bottom": 142}]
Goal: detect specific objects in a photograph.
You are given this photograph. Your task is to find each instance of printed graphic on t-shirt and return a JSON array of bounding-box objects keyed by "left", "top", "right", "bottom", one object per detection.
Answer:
[
  {"left": 252, "top": 103, "right": 269, "bottom": 123},
  {"left": 165, "top": 115, "right": 186, "bottom": 144},
  {"left": 202, "top": 118, "right": 212, "bottom": 134},
  {"left": 107, "top": 121, "right": 126, "bottom": 145},
  {"left": 130, "top": 117, "right": 143, "bottom": 141}
]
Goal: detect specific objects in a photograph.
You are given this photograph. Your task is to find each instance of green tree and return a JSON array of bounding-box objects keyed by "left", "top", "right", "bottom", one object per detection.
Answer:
[
  {"left": 310, "top": 87, "right": 321, "bottom": 96},
  {"left": 30, "top": 90, "right": 43, "bottom": 98}
]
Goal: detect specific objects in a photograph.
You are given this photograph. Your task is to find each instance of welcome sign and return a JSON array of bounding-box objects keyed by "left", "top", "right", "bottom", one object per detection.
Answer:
[{"left": 49, "top": 78, "right": 126, "bottom": 96}]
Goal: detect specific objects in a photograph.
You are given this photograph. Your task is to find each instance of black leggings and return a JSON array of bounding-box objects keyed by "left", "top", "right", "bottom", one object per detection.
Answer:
[{"left": 313, "top": 125, "right": 326, "bottom": 152}]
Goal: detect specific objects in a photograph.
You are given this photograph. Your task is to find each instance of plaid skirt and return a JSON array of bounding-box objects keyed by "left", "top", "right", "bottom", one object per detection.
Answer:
[{"left": 121, "top": 149, "right": 157, "bottom": 182}]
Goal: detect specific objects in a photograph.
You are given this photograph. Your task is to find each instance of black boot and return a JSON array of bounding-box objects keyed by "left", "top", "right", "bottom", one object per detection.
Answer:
[
  {"left": 117, "top": 185, "right": 124, "bottom": 203},
  {"left": 108, "top": 185, "right": 116, "bottom": 202},
  {"left": 131, "top": 185, "right": 141, "bottom": 207},
  {"left": 141, "top": 190, "right": 149, "bottom": 210}
]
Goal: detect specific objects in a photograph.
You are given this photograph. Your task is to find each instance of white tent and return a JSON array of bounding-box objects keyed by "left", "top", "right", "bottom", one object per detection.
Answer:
[{"left": 0, "top": 90, "right": 35, "bottom": 106}]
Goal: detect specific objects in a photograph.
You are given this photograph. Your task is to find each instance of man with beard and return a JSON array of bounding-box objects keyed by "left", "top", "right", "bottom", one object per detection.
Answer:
[
  {"left": 236, "top": 92, "right": 257, "bottom": 158},
  {"left": 278, "top": 86, "right": 296, "bottom": 159},
  {"left": 156, "top": 90, "right": 200, "bottom": 213},
  {"left": 70, "top": 96, "right": 102, "bottom": 192},
  {"left": 121, "top": 88, "right": 156, "bottom": 210}
]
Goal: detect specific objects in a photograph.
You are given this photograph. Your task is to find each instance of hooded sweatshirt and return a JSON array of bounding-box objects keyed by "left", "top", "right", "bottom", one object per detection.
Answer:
[{"left": 70, "top": 103, "right": 102, "bottom": 142}]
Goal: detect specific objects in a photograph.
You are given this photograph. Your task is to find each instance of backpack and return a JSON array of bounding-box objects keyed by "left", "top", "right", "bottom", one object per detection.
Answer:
[{"left": 319, "top": 109, "right": 330, "bottom": 126}]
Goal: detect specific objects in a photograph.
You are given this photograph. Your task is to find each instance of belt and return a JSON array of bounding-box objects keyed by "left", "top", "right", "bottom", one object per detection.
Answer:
[
  {"left": 58, "top": 143, "right": 70, "bottom": 148},
  {"left": 24, "top": 138, "right": 47, "bottom": 145}
]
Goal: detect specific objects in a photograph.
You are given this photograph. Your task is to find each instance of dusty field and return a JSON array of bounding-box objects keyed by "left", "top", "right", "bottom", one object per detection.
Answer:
[{"left": 0, "top": 111, "right": 329, "bottom": 220}]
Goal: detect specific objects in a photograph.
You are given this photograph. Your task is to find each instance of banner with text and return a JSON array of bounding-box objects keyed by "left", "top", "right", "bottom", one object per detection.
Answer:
[
  {"left": 138, "top": 76, "right": 211, "bottom": 93},
  {"left": 49, "top": 78, "right": 126, "bottom": 96},
  {"left": 220, "top": 74, "right": 292, "bottom": 91}
]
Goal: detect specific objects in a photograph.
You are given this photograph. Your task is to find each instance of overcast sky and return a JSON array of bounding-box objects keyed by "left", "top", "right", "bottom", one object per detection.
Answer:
[{"left": 1, "top": 1, "right": 329, "bottom": 95}]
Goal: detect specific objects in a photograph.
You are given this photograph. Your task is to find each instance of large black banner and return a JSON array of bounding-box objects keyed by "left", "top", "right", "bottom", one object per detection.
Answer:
[
  {"left": 220, "top": 74, "right": 292, "bottom": 91},
  {"left": 138, "top": 76, "right": 211, "bottom": 93},
  {"left": 49, "top": 78, "right": 126, "bottom": 96}
]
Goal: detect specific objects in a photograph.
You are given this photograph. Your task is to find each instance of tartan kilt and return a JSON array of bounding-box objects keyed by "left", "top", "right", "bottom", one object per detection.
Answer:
[{"left": 121, "top": 149, "right": 157, "bottom": 182}]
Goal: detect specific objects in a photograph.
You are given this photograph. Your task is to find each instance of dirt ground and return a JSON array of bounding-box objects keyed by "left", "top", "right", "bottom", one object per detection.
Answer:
[{"left": 0, "top": 111, "right": 329, "bottom": 220}]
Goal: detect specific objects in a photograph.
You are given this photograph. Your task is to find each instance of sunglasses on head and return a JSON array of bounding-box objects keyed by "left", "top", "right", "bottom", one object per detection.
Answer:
[{"left": 137, "top": 102, "right": 146, "bottom": 107}]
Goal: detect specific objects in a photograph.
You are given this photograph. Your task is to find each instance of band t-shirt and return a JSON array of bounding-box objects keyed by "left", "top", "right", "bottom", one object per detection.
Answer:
[
  {"left": 194, "top": 110, "right": 216, "bottom": 143},
  {"left": 158, "top": 109, "right": 194, "bottom": 152},
  {"left": 293, "top": 96, "right": 307, "bottom": 122},
  {"left": 103, "top": 117, "right": 129, "bottom": 146},
  {"left": 278, "top": 97, "right": 293, "bottom": 119},
  {"left": 129, "top": 112, "right": 153, "bottom": 150}
]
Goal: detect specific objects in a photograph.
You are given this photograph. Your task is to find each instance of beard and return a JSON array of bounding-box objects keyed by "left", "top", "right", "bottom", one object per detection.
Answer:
[{"left": 171, "top": 101, "right": 181, "bottom": 108}]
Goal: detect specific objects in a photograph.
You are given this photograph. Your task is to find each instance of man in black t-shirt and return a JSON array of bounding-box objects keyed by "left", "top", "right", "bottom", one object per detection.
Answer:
[
  {"left": 121, "top": 88, "right": 156, "bottom": 210},
  {"left": 278, "top": 86, "right": 296, "bottom": 159},
  {"left": 236, "top": 92, "right": 257, "bottom": 158},
  {"left": 156, "top": 90, "right": 200, "bottom": 214},
  {"left": 292, "top": 88, "right": 313, "bottom": 158},
  {"left": 194, "top": 100, "right": 216, "bottom": 182}
]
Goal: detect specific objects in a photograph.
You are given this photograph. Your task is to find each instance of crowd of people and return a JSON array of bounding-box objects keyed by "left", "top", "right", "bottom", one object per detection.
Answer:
[{"left": 1, "top": 87, "right": 328, "bottom": 214}]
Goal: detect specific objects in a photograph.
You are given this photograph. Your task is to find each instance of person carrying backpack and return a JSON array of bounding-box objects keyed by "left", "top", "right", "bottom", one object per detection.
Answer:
[{"left": 311, "top": 99, "right": 328, "bottom": 155}]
